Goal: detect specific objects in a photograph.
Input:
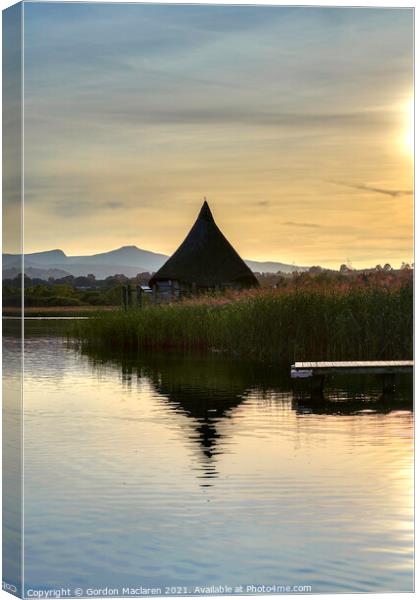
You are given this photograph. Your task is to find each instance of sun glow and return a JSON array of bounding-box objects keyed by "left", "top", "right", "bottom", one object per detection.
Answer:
[{"left": 402, "top": 98, "right": 414, "bottom": 156}]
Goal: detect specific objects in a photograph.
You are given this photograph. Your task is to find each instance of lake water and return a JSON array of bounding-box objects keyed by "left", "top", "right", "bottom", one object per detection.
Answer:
[{"left": 3, "top": 320, "right": 414, "bottom": 595}]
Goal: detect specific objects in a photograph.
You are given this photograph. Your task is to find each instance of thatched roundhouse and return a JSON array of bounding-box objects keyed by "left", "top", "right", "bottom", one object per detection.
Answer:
[{"left": 149, "top": 201, "right": 259, "bottom": 300}]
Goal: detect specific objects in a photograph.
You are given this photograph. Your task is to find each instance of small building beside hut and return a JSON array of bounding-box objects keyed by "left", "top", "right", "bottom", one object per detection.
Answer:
[{"left": 149, "top": 201, "right": 259, "bottom": 301}]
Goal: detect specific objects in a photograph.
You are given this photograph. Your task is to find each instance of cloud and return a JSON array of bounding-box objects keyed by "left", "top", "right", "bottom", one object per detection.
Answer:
[
  {"left": 329, "top": 180, "right": 413, "bottom": 198},
  {"left": 115, "top": 108, "right": 397, "bottom": 130},
  {"left": 283, "top": 221, "right": 322, "bottom": 229},
  {"left": 104, "top": 201, "right": 125, "bottom": 210},
  {"left": 51, "top": 199, "right": 125, "bottom": 217},
  {"left": 26, "top": 101, "right": 398, "bottom": 132}
]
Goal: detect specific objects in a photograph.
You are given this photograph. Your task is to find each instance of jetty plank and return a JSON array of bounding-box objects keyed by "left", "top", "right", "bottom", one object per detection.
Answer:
[
  {"left": 293, "top": 360, "right": 413, "bottom": 375},
  {"left": 291, "top": 360, "right": 413, "bottom": 396}
]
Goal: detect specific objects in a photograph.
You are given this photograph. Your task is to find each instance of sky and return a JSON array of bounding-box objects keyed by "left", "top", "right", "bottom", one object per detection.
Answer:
[{"left": 13, "top": 2, "right": 415, "bottom": 267}]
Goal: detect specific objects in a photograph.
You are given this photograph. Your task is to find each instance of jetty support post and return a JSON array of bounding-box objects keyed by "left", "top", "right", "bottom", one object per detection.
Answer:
[
  {"left": 382, "top": 373, "right": 396, "bottom": 395},
  {"left": 310, "top": 374, "right": 325, "bottom": 398}
]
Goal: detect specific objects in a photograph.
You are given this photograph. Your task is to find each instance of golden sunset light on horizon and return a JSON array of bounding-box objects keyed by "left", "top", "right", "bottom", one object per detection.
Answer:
[
  {"left": 5, "top": 3, "right": 412, "bottom": 269},
  {"left": 402, "top": 97, "right": 414, "bottom": 157}
]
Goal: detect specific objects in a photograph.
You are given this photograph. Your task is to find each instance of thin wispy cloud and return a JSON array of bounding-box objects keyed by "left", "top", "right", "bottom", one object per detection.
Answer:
[
  {"left": 329, "top": 180, "right": 413, "bottom": 198},
  {"left": 283, "top": 221, "right": 322, "bottom": 229}
]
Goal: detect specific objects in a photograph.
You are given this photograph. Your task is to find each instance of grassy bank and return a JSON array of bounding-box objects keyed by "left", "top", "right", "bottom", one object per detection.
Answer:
[
  {"left": 3, "top": 305, "right": 119, "bottom": 317},
  {"left": 73, "top": 282, "right": 413, "bottom": 365}
]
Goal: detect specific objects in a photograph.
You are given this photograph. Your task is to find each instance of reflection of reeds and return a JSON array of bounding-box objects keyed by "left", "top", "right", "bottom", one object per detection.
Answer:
[{"left": 73, "top": 279, "right": 413, "bottom": 365}]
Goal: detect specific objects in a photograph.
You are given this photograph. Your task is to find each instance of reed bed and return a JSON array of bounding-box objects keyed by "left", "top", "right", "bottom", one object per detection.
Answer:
[{"left": 73, "top": 279, "right": 413, "bottom": 365}]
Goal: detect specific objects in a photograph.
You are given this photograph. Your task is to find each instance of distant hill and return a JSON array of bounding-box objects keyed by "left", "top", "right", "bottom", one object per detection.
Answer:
[
  {"left": 66, "top": 246, "right": 168, "bottom": 270},
  {"left": 245, "top": 259, "right": 306, "bottom": 274},
  {"left": 2, "top": 246, "right": 308, "bottom": 280},
  {"left": 3, "top": 266, "right": 73, "bottom": 280}
]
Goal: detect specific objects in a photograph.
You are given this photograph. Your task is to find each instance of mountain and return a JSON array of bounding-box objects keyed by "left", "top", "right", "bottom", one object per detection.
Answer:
[
  {"left": 3, "top": 249, "right": 68, "bottom": 267},
  {"left": 66, "top": 246, "right": 168, "bottom": 270},
  {"left": 3, "top": 266, "right": 73, "bottom": 280},
  {"left": 2, "top": 246, "right": 308, "bottom": 280},
  {"left": 245, "top": 259, "right": 306, "bottom": 274}
]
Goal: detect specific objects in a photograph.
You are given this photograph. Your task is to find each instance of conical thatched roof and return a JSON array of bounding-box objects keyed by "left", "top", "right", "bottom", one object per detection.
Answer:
[{"left": 149, "top": 201, "right": 259, "bottom": 288}]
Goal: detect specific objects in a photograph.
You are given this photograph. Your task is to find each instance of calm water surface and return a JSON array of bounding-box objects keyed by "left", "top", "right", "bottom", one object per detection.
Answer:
[{"left": 3, "top": 321, "right": 414, "bottom": 594}]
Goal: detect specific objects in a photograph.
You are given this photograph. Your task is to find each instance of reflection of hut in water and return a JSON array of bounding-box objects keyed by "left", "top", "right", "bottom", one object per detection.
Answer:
[
  {"left": 145, "top": 355, "right": 250, "bottom": 480},
  {"left": 81, "top": 348, "right": 290, "bottom": 483},
  {"left": 149, "top": 200, "right": 259, "bottom": 301}
]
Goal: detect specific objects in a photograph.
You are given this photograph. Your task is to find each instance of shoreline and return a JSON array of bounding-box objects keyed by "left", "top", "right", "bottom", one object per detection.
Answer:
[{"left": 2, "top": 305, "right": 119, "bottom": 317}]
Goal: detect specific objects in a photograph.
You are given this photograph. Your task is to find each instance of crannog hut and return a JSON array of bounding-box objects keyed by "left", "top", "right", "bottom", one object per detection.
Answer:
[{"left": 149, "top": 201, "right": 259, "bottom": 300}]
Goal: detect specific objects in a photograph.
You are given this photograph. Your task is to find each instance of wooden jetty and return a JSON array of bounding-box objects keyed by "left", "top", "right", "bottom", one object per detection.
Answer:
[{"left": 291, "top": 360, "right": 413, "bottom": 395}]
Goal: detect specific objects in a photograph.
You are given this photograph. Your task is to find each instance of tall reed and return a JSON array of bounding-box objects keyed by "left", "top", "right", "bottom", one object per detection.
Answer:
[{"left": 73, "top": 282, "right": 413, "bottom": 365}]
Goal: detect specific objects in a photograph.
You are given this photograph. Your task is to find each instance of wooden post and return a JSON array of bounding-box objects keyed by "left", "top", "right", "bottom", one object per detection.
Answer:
[
  {"left": 122, "top": 285, "right": 128, "bottom": 311},
  {"left": 311, "top": 374, "right": 325, "bottom": 399},
  {"left": 137, "top": 285, "right": 142, "bottom": 308},
  {"left": 130, "top": 283, "right": 137, "bottom": 307},
  {"left": 382, "top": 373, "right": 396, "bottom": 395}
]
